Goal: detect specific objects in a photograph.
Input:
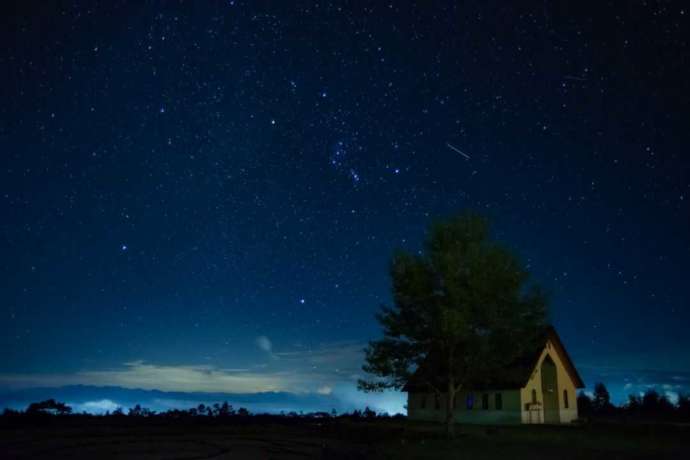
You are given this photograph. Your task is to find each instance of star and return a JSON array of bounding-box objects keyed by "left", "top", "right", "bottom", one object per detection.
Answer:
[{"left": 3, "top": 0, "right": 688, "bottom": 417}]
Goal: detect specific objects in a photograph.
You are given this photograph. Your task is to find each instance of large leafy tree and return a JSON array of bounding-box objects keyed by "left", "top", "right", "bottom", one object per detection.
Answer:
[{"left": 359, "top": 214, "right": 547, "bottom": 436}]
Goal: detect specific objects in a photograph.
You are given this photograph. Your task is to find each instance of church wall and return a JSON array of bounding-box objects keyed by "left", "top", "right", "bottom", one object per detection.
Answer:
[{"left": 407, "top": 389, "right": 522, "bottom": 424}]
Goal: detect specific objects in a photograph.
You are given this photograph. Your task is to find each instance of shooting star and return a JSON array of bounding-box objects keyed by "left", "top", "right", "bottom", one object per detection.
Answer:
[{"left": 446, "top": 142, "right": 471, "bottom": 160}]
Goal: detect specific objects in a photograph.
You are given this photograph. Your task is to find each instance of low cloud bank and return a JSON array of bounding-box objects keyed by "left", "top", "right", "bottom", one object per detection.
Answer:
[
  {"left": 0, "top": 341, "right": 405, "bottom": 414},
  {"left": 579, "top": 365, "right": 690, "bottom": 405},
  {"left": 0, "top": 385, "right": 404, "bottom": 415}
]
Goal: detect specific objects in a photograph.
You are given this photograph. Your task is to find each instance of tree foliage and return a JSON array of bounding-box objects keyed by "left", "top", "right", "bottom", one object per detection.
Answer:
[
  {"left": 592, "top": 382, "right": 614, "bottom": 414},
  {"left": 359, "top": 213, "right": 548, "bottom": 435},
  {"left": 26, "top": 399, "right": 72, "bottom": 416},
  {"left": 578, "top": 386, "right": 689, "bottom": 421}
]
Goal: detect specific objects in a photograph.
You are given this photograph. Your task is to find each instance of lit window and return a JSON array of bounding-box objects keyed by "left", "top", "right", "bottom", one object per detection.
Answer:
[
  {"left": 495, "top": 393, "right": 503, "bottom": 410},
  {"left": 482, "top": 393, "right": 489, "bottom": 410},
  {"left": 563, "top": 389, "right": 569, "bottom": 409},
  {"left": 466, "top": 393, "right": 475, "bottom": 410}
]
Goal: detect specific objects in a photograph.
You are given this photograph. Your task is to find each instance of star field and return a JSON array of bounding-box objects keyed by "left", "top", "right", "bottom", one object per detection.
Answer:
[{"left": 1, "top": 1, "right": 689, "bottom": 408}]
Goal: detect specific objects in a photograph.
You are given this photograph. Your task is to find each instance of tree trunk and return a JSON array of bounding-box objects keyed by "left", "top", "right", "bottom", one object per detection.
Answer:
[{"left": 446, "top": 377, "right": 455, "bottom": 438}]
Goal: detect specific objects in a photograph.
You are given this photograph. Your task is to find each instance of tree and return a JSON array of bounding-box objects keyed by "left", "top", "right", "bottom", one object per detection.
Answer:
[
  {"left": 641, "top": 389, "right": 674, "bottom": 417},
  {"left": 26, "top": 399, "right": 72, "bottom": 416},
  {"left": 363, "top": 406, "right": 377, "bottom": 419},
  {"left": 211, "top": 402, "right": 234, "bottom": 418},
  {"left": 577, "top": 392, "right": 593, "bottom": 417},
  {"left": 625, "top": 394, "right": 642, "bottom": 416},
  {"left": 592, "top": 383, "right": 613, "bottom": 414},
  {"left": 128, "top": 404, "right": 143, "bottom": 417},
  {"left": 127, "top": 404, "right": 153, "bottom": 417},
  {"left": 359, "top": 213, "right": 547, "bottom": 437},
  {"left": 677, "top": 394, "right": 690, "bottom": 421}
]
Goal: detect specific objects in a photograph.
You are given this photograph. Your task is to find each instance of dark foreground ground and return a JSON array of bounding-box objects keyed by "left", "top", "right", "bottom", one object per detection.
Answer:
[{"left": 1, "top": 418, "right": 688, "bottom": 459}]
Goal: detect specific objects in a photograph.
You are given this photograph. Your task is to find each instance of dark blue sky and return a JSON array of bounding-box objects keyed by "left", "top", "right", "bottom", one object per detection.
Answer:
[{"left": 1, "top": 1, "right": 689, "bottom": 411}]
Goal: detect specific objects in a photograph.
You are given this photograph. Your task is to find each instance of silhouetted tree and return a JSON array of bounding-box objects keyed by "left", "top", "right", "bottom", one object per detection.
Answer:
[
  {"left": 359, "top": 213, "right": 547, "bottom": 437},
  {"left": 26, "top": 399, "right": 72, "bottom": 416},
  {"left": 126, "top": 404, "right": 154, "bottom": 417},
  {"left": 677, "top": 394, "right": 690, "bottom": 420},
  {"left": 237, "top": 407, "right": 250, "bottom": 417},
  {"left": 577, "top": 392, "right": 593, "bottom": 416},
  {"left": 592, "top": 383, "right": 613, "bottom": 414},
  {"left": 128, "top": 404, "right": 143, "bottom": 417},
  {"left": 219, "top": 402, "right": 234, "bottom": 417},
  {"left": 641, "top": 389, "right": 674, "bottom": 417},
  {"left": 625, "top": 394, "right": 642, "bottom": 416},
  {"left": 363, "top": 406, "right": 377, "bottom": 419}
]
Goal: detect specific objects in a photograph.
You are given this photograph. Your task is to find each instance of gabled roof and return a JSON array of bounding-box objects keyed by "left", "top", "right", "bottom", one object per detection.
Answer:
[
  {"left": 403, "top": 325, "right": 584, "bottom": 392},
  {"left": 543, "top": 326, "right": 585, "bottom": 389}
]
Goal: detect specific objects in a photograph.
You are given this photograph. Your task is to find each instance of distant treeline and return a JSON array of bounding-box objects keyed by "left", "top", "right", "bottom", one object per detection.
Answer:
[
  {"left": 578, "top": 383, "right": 690, "bottom": 422},
  {"left": 3, "top": 382, "right": 690, "bottom": 424},
  {"left": 1, "top": 399, "right": 394, "bottom": 423}
]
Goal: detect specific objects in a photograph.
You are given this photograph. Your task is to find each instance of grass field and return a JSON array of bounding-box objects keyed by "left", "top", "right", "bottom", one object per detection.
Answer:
[{"left": 1, "top": 418, "right": 688, "bottom": 459}]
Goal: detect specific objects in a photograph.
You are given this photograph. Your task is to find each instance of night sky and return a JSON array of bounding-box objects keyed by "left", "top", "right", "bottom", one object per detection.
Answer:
[{"left": 1, "top": 1, "right": 689, "bottom": 413}]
